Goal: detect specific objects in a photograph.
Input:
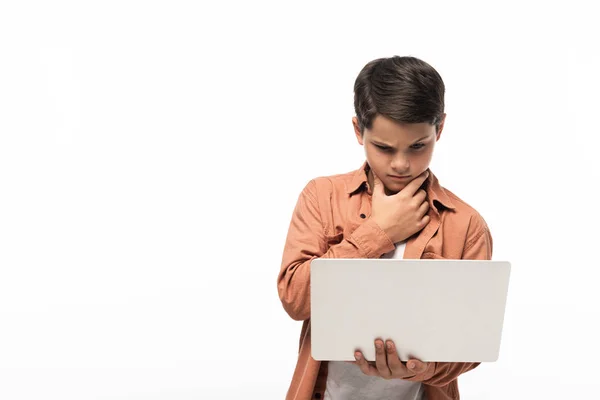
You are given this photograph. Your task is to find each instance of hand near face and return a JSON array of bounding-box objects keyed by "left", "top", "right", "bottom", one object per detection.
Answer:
[
  {"left": 370, "top": 170, "right": 430, "bottom": 244},
  {"left": 349, "top": 339, "right": 428, "bottom": 379}
]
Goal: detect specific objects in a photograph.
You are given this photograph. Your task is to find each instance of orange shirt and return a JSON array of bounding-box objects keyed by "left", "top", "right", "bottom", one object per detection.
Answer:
[{"left": 278, "top": 162, "right": 493, "bottom": 400}]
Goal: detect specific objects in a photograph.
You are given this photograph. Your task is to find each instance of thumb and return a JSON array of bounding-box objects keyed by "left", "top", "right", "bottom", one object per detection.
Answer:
[
  {"left": 372, "top": 173, "right": 385, "bottom": 195},
  {"left": 407, "top": 359, "right": 428, "bottom": 374}
]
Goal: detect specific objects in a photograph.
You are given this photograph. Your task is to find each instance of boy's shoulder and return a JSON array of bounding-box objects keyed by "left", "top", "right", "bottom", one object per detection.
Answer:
[
  {"left": 311, "top": 169, "right": 358, "bottom": 189},
  {"left": 439, "top": 185, "right": 489, "bottom": 229},
  {"left": 439, "top": 184, "right": 481, "bottom": 213},
  {"left": 303, "top": 164, "right": 369, "bottom": 196}
]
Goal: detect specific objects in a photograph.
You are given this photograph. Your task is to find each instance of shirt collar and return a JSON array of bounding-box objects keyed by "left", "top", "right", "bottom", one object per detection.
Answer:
[{"left": 345, "top": 161, "right": 456, "bottom": 211}]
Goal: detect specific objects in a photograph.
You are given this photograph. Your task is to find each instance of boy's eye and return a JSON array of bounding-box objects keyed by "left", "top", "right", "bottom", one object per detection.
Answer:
[
  {"left": 375, "top": 144, "right": 393, "bottom": 152},
  {"left": 411, "top": 143, "right": 425, "bottom": 150}
]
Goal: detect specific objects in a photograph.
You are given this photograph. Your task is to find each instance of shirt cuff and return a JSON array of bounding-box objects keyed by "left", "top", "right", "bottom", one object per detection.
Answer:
[{"left": 348, "top": 219, "right": 396, "bottom": 258}]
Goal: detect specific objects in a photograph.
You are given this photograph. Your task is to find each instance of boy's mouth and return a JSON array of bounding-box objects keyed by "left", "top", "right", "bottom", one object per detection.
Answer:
[{"left": 388, "top": 174, "right": 411, "bottom": 180}]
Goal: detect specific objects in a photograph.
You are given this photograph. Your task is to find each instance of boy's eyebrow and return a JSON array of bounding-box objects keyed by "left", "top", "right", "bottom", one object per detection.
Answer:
[{"left": 371, "top": 135, "right": 431, "bottom": 146}]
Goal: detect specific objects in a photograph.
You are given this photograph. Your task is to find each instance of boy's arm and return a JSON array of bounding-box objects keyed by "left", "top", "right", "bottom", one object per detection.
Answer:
[
  {"left": 404, "top": 213, "right": 493, "bottom": 386},
  {"left": 277, "top": 179, "right": 395, "bottom": 321}
]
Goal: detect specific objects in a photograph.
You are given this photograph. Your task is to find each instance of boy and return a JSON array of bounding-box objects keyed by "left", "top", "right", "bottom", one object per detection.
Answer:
[{"left": 277, "top": 56, "right": 493, "bottom": 400}]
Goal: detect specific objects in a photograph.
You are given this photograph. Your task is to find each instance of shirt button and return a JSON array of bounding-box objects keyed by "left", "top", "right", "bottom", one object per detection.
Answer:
[{"left": 360, "top": 213, "right": 366, "bottom": 219}]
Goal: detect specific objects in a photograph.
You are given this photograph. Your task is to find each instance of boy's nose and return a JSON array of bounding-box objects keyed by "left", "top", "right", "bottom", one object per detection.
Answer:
[{"left": 391, "top": 156, "right": 410, "bottom": 172}]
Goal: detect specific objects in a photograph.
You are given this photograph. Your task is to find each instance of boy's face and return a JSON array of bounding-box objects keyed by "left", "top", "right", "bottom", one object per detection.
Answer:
[{"left": 353, "top": 114, "right": 445, "bottom": 195}]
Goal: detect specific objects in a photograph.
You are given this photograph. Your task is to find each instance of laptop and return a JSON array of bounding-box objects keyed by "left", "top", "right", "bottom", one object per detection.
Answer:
[{"left": 310, "top": 258, "right": 511, "bottom": 362}]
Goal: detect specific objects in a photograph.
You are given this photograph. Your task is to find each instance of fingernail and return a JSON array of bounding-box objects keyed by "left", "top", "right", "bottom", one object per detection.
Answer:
[
  {"left": 376, "top": 342, "right": 382, "bottom": 349},
  {"left": 409, "top": 362, "right": 416, "bottom": 369},
  {"left": 355, "top": 353, "right": 361, "bottom": 360},
  {"left": 386, "top": 342, "right": 393, "bottom": 351}
]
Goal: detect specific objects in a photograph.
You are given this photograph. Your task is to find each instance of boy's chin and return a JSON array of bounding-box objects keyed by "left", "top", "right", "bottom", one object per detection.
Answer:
[{"left": 383, "top": 182, "right": 406, "bottom": 195}]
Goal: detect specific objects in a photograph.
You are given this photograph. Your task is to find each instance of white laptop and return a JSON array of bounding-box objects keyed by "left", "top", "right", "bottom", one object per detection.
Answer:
[{"left": 310, "top": 258, "right": 511, "bottom": 362}]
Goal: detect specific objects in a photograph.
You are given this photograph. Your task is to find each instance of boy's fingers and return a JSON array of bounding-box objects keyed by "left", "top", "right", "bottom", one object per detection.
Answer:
[
  {"left": 402, "top": 170, "right": 430, "bottom": 196},
  {"left": 418, "top": 200, "right": 430, "bottom": 218},
  {"left": 354, "top": 351, "right": 379, "bottom": 376},
  {"left": 385, "top": 340, "right": 410, "bottom": 376},
  {"left": 374, "top": 340, "right": 392, "bottom": 379}
]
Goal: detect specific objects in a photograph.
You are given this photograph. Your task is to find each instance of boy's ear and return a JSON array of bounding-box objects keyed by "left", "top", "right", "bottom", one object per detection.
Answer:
[
  {"left": 352, "top": 117, "right": 364, "bottom": 145},
  {"left": 436, "top": 113, "right": 447, "bottom": 141}
]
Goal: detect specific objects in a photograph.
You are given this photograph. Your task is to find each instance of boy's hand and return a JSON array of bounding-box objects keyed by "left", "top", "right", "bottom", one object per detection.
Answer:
[
  {"left": 350, "top": 339, "right": 428, "bottom": 379},
  {"left": 370, "top": 170, "right": 430, "bottom": 244}
]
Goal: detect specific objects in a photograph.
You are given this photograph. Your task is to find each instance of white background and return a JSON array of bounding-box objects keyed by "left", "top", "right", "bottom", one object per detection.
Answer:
[{"left": 1, "top": 1, "right": 599, "bottom": 399}]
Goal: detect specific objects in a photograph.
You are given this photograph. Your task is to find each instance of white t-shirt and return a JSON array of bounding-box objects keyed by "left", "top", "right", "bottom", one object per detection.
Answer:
[{"left": 324, "top": 241, "right": 425, "bottom": 400}]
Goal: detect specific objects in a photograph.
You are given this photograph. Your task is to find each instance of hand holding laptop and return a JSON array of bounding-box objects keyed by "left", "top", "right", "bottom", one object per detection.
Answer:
[{"left": 348, "top": 339, "right": 429, "bottom": 379}]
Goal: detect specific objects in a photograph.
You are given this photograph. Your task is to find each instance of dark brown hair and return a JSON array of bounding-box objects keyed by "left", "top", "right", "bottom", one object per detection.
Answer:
[{"left": 353, "top": 56, "right": 445, "bottom": 135}]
